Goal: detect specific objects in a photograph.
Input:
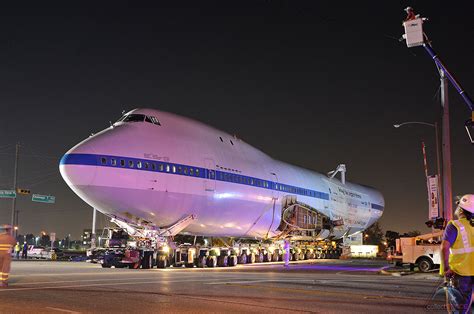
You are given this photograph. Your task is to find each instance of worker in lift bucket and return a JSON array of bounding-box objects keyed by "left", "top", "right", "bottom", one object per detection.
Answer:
[
  {"left": 0, "top": 224, "right": 16, "bottom": 288},
  {"left": 440, "top": 194, "right": 474, "bottom": 313}
]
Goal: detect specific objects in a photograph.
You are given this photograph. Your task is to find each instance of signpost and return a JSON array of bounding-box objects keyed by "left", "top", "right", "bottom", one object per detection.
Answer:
[
  {"left": 50, "top": 232, "right": 56, "bottom": 250},
  {"left": 0, "top": 190, "right": 16, "bottom": 198},
  {"left": 32, "top": 194, "right": 55, "bottom": 204}
]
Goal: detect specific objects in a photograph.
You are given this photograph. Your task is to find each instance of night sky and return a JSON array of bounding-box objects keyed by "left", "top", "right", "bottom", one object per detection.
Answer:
[{"left": 0, "top": 1, "right": 472, "bottom": 239}]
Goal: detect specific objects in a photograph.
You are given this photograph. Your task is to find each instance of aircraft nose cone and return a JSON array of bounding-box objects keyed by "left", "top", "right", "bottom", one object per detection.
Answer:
[{"left": 59, "top": 141, "right": 98, "bottom": 188}]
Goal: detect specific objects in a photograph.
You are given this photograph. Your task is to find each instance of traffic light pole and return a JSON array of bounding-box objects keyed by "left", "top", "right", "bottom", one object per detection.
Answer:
[{"left": 10, "top": 143, "right": 19, "bottom": 237}]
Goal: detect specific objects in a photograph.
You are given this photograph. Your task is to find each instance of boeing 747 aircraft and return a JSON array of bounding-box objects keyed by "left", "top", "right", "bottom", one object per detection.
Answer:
[{"left": 60, "top": 108, "right": 384, "bottom": 245}]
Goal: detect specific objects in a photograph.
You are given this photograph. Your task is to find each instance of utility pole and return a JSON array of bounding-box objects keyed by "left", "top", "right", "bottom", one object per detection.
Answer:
[
  {"left": 10, "top": 143, "right": 19, "bottom": 237},
  {"left": 440, "top": 71, "right": 453, "bottom": 221},
  {"left": 434, "top": 122, "right": 443, "bottom": 217}
]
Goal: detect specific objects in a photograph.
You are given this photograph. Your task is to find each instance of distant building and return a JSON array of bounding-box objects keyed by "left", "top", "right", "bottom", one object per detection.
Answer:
[{"left": 82, "top": 229, "right": 105, "bottom": 248}]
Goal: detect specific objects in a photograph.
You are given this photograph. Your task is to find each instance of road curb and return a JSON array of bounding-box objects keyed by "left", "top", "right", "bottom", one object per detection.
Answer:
[{"left": 379, "top": 268, "right": 416, "bottom": 276}]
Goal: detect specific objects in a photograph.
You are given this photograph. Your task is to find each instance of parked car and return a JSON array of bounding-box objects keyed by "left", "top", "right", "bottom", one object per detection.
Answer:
[{"left": 27, "top": 246, "right": 50, "bottom": 259}]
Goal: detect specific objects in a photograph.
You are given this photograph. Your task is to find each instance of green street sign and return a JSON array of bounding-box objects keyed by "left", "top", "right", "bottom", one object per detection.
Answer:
[
  {"left": 32, "top": 194, "right": 55, "bottom": 204},
  {"left": 0, "top": 190, "right": 16, "bottom": 198}
]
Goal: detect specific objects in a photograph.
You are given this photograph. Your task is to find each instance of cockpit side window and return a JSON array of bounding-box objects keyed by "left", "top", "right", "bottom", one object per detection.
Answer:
[
  {"left": 118, "top": 114, "right": 161, "bottom": 126},
  {"left": 148, "top": 116, "right": 161, "bottom": 125}
]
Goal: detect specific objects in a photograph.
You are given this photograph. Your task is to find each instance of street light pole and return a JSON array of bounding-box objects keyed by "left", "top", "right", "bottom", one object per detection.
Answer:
[
  {"left": 394, "top": 121, "right": 443, "bottom": 217},
  {"left": 10, "top": 143, "right": 19, "bottom": 237}
]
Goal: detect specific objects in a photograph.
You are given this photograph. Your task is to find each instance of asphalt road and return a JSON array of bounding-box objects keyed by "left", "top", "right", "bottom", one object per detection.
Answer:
[{"left": 0, "top": 260, "right": 444, "bottom": 313}]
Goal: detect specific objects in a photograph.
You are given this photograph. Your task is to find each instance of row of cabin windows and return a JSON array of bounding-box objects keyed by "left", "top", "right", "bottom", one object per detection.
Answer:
[
  {"left": 100, "top": 157, "right": 201, "bottom": 177},
  {"left": 216, "top": 172, "right": 316, "bottom": 197},
  {"left": 217, "top": 172, "right": 270, "bottom": 188},
  {"left": 99, "top": 156, "right": 317, "bottom": 197}
]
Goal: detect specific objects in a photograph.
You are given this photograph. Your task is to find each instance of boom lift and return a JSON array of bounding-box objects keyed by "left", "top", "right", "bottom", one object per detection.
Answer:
[{"left": 401, "top": 7, "right": 474, "bottom": 143}]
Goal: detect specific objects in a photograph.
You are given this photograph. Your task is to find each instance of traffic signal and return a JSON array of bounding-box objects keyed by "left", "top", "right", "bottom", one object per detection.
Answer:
[{"left": 17, "top": 188, "right": 31, "bottom": 195}]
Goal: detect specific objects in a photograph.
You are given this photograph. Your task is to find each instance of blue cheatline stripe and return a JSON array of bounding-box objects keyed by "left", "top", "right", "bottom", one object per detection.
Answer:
[
  {"left": 371, "top": 203, "right": 384, "bottom": 211},
  {"left": 59, "top": 154, "right": 387, "bottom": 208},
  {"left": 60, "top": 153, "right": 98, "bottom": 166}
]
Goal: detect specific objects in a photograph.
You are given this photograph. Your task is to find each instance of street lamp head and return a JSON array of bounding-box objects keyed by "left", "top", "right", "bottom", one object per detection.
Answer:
[{"left": 393, "top": 124, "right": 401, "bottom": 128}]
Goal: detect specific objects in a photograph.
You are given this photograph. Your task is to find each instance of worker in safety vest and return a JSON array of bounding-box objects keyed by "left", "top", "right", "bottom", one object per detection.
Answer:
[
  {"left": 440, "top": 194, "right": 474, "bottom": 313},
  {"left": 0, "top": 225, "right": 16, "bottom": 288},
  {"left": 14, "top": 242, "right": 20, "bottom": 259}
]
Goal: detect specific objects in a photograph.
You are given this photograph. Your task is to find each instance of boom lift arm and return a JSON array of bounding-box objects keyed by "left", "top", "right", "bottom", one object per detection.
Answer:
[{"left": 401, "top": 8, "right": 474, "bottom": 143}]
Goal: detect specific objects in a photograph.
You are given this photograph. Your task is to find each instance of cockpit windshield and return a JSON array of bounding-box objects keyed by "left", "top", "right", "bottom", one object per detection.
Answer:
[
  {"left": 117, "top": 114, "right": 161, "bottom": 125},
  {"left": 121, "top": 114, "right": 145, "bottom": 123}
]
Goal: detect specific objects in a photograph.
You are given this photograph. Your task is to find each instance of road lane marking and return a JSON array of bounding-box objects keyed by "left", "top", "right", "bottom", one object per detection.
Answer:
[
  {"left": 45, "top": 307, "right": 81, "bottom": 314},
  {"left": 224, "top": 283, "right": 430, "bottom": 302},
  {"left": 1, "top": 278, "right": 252, "bottom": 292},
  {"left": 206, "top": 279, "right": 317, "bottom": 285}
]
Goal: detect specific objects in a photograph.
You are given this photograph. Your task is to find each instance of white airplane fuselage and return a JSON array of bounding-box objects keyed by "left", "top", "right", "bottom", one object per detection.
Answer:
[{"left": 60, "top": 109, "right": 384, "bottom": 239}]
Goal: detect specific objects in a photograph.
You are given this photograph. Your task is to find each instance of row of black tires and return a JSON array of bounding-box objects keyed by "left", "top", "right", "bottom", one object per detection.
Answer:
[{"left": 102, "top": 250, "right": 341, "bottom": 269}]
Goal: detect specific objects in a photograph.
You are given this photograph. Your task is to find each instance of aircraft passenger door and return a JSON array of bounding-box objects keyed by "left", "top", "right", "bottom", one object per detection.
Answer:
[
  {"left": 204, "top": 158, "right": 216, "bottom": 192},
  {"left": 271, "top": 172, "right": 279, "bottom": 200}
]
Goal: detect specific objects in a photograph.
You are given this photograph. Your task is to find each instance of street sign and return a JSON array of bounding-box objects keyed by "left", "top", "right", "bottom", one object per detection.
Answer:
[
  {"left": 0, "top": 190, "right": 16, "bottom": 198},
  {"left": 427, "top": 175, "right": 439, "bottom": 219},
  {"left": 32, "top": 194, "right": 55, "bottom": 204}
]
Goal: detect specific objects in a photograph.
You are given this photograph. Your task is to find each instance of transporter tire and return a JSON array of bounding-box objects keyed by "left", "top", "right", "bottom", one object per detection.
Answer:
[
  {"left": 207, "top": 256, "right": 217, "bottom": 268},
  {"left": 320, "top": 252, "right": 326, "bottom": 259},
  {"left": 257, "top": 253, "right": 264, "bottom": 263},
  {"left": 247, "top": 253, "right": 256, "bottom": 264},
  {"left": 142, "top": 252, "right": 153, "bottom": 269},
  {"left": 417, "top": 257, "right": 433, "bottom": 273},
  {"left": 292, "top": 253, "right": 299, "bottom": 261},
  {"left": 228, "top": 255, "right": 238, "bottom": 266},
  {"left": 197, "top": 256, "right": 207, "bottom": 268},
  {"left": 217, "top": 256, "right": 228, "bottom": 267},
  {"left": 305, "top": 252, "right": 312, "bottom": 260},
  {"left": 271, "top": 252, "right": 279, "bottom": 262},
  {"left": 157, "top": 255, "right": 168, "bottom": 269},
  {"left": 238, "top": 253, "right": 247, "bottom": 264}
]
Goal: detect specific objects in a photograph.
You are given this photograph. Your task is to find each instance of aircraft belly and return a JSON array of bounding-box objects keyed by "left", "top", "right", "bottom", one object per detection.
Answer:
[{"left": 71, "top": 184, "right": 281, "bottom": 238}]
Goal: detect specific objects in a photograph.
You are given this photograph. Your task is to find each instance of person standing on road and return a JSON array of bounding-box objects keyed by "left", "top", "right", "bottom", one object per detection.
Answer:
[
  {"left": 22, "top": 242, "right": 28, "bottom": 259},
  {"left": 0, "top": 225, "right": 16, "bottom": 288},
  {"left": 14, "top": 242, "right": 20, "bottom": 259},
  {"left": 440, "top": 194, "right": 474, "bottom": 313}
]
